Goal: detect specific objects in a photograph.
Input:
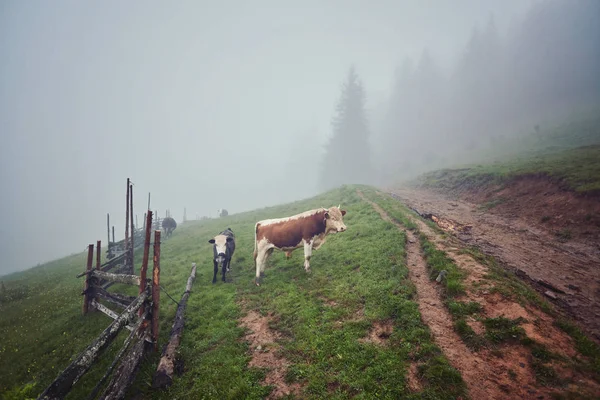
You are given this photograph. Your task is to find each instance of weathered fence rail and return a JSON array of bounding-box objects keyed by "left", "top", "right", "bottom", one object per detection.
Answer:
[
  {"left": 37, "top": 186, "right": 162, "bottom": 400},
  {"left": 38, "top": 288, "right": 150, "bottom": 399},
  {"left": 152, "top": 262, "right": 197, "bottom": 389}
]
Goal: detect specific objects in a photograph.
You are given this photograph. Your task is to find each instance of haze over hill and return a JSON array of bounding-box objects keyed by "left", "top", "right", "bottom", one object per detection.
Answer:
[{"left": 1, "top": 0, "right": 598, "bottom": 275}]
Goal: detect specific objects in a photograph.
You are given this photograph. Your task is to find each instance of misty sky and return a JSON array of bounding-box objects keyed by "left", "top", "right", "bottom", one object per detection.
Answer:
[{"left": 0, "top": 0, "right": 535, "bottom": 275}]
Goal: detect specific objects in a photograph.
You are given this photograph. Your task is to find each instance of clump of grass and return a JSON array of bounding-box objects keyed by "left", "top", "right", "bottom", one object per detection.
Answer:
[
  {"left": 541, "top": 215, "right": 551, "bottom": 223},
  {"left": 454, "top": 319, "right": 485, "bottom": 351},
  {"left": 555, "top": 320, "right": 600, "bottom": 377},
  {"left": 483, "top": 317, "right": 527, "bottom": 344},
  {"left": 479, "top": 197, "right": 506, "bottom": 211},
  {"left": 531, "top": 359, "right": 561, "bottom": 386},
  {"left": 419, "top": 235, "right": 465, "bottom": 298},
  {"left": 447, "top": 301, "right": 482, "bottom": 318},
  {"left": 555, "top": 229, "right": 572, "bottom": 242}
]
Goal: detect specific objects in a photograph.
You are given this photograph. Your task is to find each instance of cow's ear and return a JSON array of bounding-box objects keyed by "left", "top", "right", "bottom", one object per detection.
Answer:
[
  {"left": 226, "top": 237, "right": 233, "bottom": 242},
  {"left": 324, "top": 211, "right": 330, "bottom": 219},
  {"left": 341, "top": 210, "right": 346, "bottom": 216},
  {"left": 208, "top": 239, "right": 215, "bottom": 244}
]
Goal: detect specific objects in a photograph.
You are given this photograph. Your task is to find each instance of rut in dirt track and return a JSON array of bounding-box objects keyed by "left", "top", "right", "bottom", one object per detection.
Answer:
[{"left": 357, "top": 191, "right": 500, "bottom": 399}]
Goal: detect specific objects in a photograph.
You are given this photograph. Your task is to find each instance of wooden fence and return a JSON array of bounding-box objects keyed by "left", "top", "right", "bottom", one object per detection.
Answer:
[{"left": 37, "top": 213, "right": 161, "bottom": 400}]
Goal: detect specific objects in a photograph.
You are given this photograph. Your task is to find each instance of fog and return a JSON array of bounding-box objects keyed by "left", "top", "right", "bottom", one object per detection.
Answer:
[{"left": 3, "top": 0, "right": 593, "bottom": 275}]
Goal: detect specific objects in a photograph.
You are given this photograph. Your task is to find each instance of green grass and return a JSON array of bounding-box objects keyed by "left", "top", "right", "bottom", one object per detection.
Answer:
[
  {"left": 447, "top": 301, "right": 482, "bottom": 318},
  {"left": 554, "top": 320, "right": 600, "bottom": 378},
  {"left": 418, "top": 144, "right": 600, "bottom": 195},
  {"left": 483, "top": 317, "right": 527, "bottom": 344},
  {"left": 356, "top": 186, "right": 418, "bottom": 230},
  {"left": 418, "top": 236, "right": 465, "bottom": 298},
  {"left": 415, "top": 110, "right": 600, "bottom": 194},
  {"left": 0, "top": 185, "right": 467, "bottom": 400}
]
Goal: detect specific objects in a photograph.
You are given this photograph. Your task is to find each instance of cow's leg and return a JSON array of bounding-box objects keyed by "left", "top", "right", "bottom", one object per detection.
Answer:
[
  {"left": 303, "top": 240, "right": 313, "bottom": 273},
  {"left": 222, "top": 258, "right": 228, "bottom": 282},
  {"left": 212, "top": 260, "right": 218, "bottom": 284},
  {"left": 254, "top": 243, "right": 272, "bottom": 286},
  {"left": 260, "top": 248, "right": 273, "bottom": 275}
]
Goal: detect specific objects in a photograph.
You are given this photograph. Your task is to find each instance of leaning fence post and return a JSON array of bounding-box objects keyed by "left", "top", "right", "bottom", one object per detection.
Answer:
[
  {"left": 152, "top": 230, "right": 161, "bottom": 352},
  {"left": 82, "top": 244, "right": 94, "bottom": 315},
  {"left": 139, "top": 211, "right": 153, "bottom": 318}
]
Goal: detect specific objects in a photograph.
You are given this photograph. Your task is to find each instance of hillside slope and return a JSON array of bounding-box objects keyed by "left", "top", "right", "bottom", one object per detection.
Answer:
[
  {"left": 393, "top": 112, "right": 600, "bottom": 343},
  {"left": 1, "top": 185, "right": 600, "bottom": 399}
]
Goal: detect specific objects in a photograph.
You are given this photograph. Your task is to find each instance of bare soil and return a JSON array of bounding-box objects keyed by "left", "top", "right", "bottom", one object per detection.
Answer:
[
  {"left": 359, "top": 190, "right": 600, "bottom": 399},
  {"left": 388, "top": 179, "right": 600, "bottom": 340},
  {"left": 358, "top": 320, "right": 394, "bottom": 345},
  {"left": 239, "top": 310, "right": 302, "bottom": 399}
]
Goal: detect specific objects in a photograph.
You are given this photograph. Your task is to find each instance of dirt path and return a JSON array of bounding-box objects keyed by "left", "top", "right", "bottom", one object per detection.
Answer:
[
  {"left": 387, "top": 186, "right": 600, "bottom": 340},
  {"left": 359, "top": 190, "right": 600, "bottom": 399},
  {"left": 239, "top": 309, "right": 302, "bottom": 399},
  {"left": 358, "top": 191, "right": 506, "bottom": 399}
]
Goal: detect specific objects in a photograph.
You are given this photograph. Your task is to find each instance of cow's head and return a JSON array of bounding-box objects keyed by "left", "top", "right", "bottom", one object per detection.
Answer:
[
  {"left": 209, "top": 234, "right": 233, "bottom": 263},
  {"left": 324, "top": 205, "right": 347, "bottom": 233}
]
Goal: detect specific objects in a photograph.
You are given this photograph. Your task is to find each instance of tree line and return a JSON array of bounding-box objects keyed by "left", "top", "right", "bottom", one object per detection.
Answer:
[{"left": 318, "top": 0, "right": 600, "bottom": 189}]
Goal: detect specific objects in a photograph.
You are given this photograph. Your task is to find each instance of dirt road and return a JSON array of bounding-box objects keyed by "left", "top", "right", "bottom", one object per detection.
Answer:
[{"left": 386, "top": 186, "right": 600, "bottom": 340}]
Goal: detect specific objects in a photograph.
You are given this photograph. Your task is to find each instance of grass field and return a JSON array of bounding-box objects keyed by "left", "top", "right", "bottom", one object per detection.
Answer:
[
  {"left": 417, "top": 110, "right": 600, "bottom": 194},
  {"left": 1, "top": 185, "right": 467, "bottom": 399},
  {"left": 3, "top": 182, "right": 600, "bottom": 399}
]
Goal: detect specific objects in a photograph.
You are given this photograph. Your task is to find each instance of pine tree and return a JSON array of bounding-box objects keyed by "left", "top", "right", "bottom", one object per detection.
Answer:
[{"left": 319, "top": 66, "right": 372, "bottom": 191}]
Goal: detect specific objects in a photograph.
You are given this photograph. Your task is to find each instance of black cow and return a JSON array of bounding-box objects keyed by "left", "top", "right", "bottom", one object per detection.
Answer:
[
  {"left": 208, "top": 228, "right": 235, "bottom": 283},
  {"left": 162, "top": 217, "right": 177, "bottom": 238}
]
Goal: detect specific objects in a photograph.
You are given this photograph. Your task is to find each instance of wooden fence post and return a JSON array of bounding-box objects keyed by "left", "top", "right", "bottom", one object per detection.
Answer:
[
  {"left": 152, "top": 230, "right": 161, "bottom": 352},
  {"left": 95, "top": 240, "right": 101, "bottom": 303},
  {"left": 82, "top": 244, "right": 94, "bottom": 315},
  {"left": 96, "top": 240, "right": 101, "bottom": 270},
  {"left": 125, "top": 178, "right": 130, "bottom": 268},
  {"left": 139, "top": 211, "right": 153, "bottom": 318},
  {"left": 130, "top": 182, "right": 135, "bottom": 274},
  {"left": 106, "top": 214, "right": 110, "bottom": 255}
]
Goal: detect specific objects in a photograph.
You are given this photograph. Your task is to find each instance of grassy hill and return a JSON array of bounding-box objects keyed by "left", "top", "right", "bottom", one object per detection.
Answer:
[
  {"left": 0, "top": 186, "right": 465, "bottom": 399},
  {"left": 414, "top": 109, "right": 600, "bottom": 194},
  {"left": 3, "top": 182, "right": 600, "bottom": 399}
]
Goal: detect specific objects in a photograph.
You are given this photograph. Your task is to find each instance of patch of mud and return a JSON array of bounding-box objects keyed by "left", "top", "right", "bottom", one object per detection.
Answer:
[
  {"left": 359, "top": 320, "right": 393, "bottom": 345},
  {"left": 358, "top": 191, "right": 509, "bottom": 399},
  {"left": 239, "top": 310, "right": 302, "bottom": 399},
  {"left": 466, "top": 176, "right": 600, "bottom": 244},
  {"left": 409, "top": 205, "right": 585, "bottom": 363},
  {"left": 407, "top": 363, "right": 423, "bottom": 392}
]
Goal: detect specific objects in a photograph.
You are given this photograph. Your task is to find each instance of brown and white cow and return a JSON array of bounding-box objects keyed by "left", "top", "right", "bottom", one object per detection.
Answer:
[{"left": 252, "top": 206, "right": 347, "bottom": 285}]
